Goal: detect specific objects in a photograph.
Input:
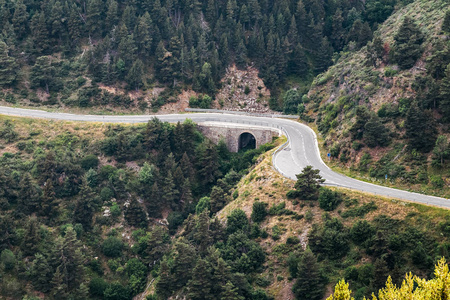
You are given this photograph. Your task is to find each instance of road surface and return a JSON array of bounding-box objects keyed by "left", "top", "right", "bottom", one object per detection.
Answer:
[{"left": 0, "top": 106, "right": 448, "bottom": 208}]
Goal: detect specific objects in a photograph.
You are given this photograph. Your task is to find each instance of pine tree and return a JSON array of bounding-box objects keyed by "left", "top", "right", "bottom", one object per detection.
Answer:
[
  {"left": 51, "top": 265, "right": 69, "bottom": 299},
  {"left": 21, "top": 217, "right": 41, "bottom": 256},
  {"left": 172, "top": 238, "right": 197, "bottom": 288},
  {"left": 68, "top": 4, "right": 83, "bottom": 44},
  {"left": 126, "top": 59, "right": 144, "bottom": 90},
  {"left": 314, "top": 37, "right": 333, "bottom": 73},
  {"left": 193, "top": 210, "right": 211, "bottom": 253},
  {"left": 30, "top": 12, "right": 50, "bottom": 54},
  {"left": 393, "top": 17, "right": 424, "bottom": 69},
  {"left": 18, "top": 173, "right": 41, "bottom": 215},
  {"left": 135, "top": 12, "right": 153, "bottom": 59},
  {"left": 162, "top": 171, "right": 178, "bottom": 207},
  {"left": 124, "top": 197, "right": 148, "bottom": 228},
  {"left": 292, "top": 249, "right": 324, "bottom": 300},
  {"left": 156, "top": 259, "right": 173, "bottom": 298},
  {"left": 31, "top": 253, "right": 53, "bottom": 293},
  {"left": 442, "top": 10, "right": 450, "bottom": 33},
  {"left": 196, "top": 140, "right": 220, "bottom": 187},
  {"left": 86, "top": 0, "right": 104, "bottom": 38},
  {"left": 30, "top": 56, "right": 54, "bottom": 93},
  {"left": 405, "top": 101, "right": 437, "bottom": 152},
  {"left": 364, "top": 116, "right": 390, "bottom": 148},
  {"left": 40, "top": 179, "right": 59, "bottom": 222},
  {"left": 0, "top": 41, "right": 17, "bottom": 87},
  {"left": 291, "top": 165, "right": 325, "bottom": 200},
  {"left": 12, "top": 0, "right": 28, "bottom": 39},
  {"left": 187, "top": 259, "right": 214, "bottom": 299},
  {"left": 73, "top": 183, "right": 97, "bottom": 230},
  {"left": 145, "top": 226, "right": 167, "bottom": 265},
  {"left": 331, "top": 9, "right": 345, "bottom": 51},
  {"left": 221, "top": 281, "right": 244, "bottom": 300},
  {"left": 440, "top": 63, "right": 450, "bottom": 121},
  {"left": 105, "top": 0, "right": 119, "bottom": 32}
]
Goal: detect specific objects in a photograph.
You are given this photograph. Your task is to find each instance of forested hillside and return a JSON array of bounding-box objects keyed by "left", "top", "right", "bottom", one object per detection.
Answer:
[
  {"left": 305, "top": 0, "right": 450, "bottom": 196},
  {"left": 2, "top": 115, "right": 450, "bottom": 300},
  {"left": 0, "top": 115, "right": 278, "bottom": 299},
  {"left": 0, "top": 0, "right": 406, "bottom": 111}
]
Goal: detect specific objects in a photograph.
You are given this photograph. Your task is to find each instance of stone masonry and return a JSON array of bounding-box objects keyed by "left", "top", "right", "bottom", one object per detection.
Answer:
[{"left": 197, "top": 122, "right": 281, "bottom": 152}]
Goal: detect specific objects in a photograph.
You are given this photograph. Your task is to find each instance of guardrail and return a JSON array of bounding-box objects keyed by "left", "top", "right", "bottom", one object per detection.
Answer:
[{"left": 185, "top": 108, "right": 299, "bottom": 119}]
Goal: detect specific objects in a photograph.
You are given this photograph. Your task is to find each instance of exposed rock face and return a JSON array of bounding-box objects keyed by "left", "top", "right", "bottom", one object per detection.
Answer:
[{"left": 215, "top": 64, "right": 276, "bottom": 114}]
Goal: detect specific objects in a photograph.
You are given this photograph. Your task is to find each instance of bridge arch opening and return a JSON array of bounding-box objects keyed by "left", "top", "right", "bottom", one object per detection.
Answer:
[{"left": 238, "top": 132, "right": 256, "bottom": 151}]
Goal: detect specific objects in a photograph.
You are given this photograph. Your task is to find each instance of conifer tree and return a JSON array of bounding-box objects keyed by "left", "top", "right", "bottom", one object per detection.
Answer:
[
  {"left": 86, "top": 0, "right": 104, "bottom": 38},
  {"left": 126, "top": 59, "right": 144, "bottom": 90},
  {"left": 68, "top": 5, "right": 83, "bottom": 43},
  {"left": 221, "top": 281, "right": 244, "bottom": 300},
  {"left": 187, "top": 259, "right": 214, "bottom": 299},
  {"left": 442, "top": 10, "right": 450, "bottom": 33},
  {"left": 156, "top": 259, "right": 173, "bottom": 298},
  {"left": 314, "top": 37, "right": 333, "bottom": 73},
  {"left": 21, "top": 217, "right": 41, "bottom": 256},
  {"left": 0, "top": 42, "right": 16, "bottom": 86},
  {"left": 30, "top": 56, "right": 54, "bottom": 93},
  {"left": 440, "top": 63, "right": 450, "bottom": 121},
  {"left": 292, "top": 249, "right": 324, "bottom": 300},
  {"left": 31, "top": 12, "right": 49, "bottom": 54},
  {"left": 12, "top": 0, "right": 28, "bottom": 39},
  {"left": 105, "top": 0, "right": 119, "bottom": 32},
  {"left": 73, "top": 183, "right": 97, "bottom": 230},
  {"left": 18, "top": 173, "right": 41, "bottom": 215},
  {"left": 124, "top": 197, "right": 148, "bottom": 228},
  {"left": 51, "top": 265, "right": 68, "bottom": 299},
  {"left": 210, "top": 186, "right": 229, "bottom": 213},
  {"left": 172, "top": 238, "right": 197, "bottom": 288},
  {"left": 405, "top": 101, "right": 437, "bottom": 152},
  {"left": 40, "top": 179, "right": 58, "bottom": 222},
  {"left": 31, "top": 253, "right": 53, "bottom": 293},
  {"left": 290, "top": 166, "right": 325, "bottom": 200},
  {"left": 393, "top": 17, "right": 424, "bottom": 69}
]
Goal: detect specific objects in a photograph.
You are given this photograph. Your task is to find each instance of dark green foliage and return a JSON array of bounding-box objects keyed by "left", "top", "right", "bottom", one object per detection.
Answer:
[
  {"left": 283, "top": 89, "right": 303, "bottom": 115},
  {"left": 393, "top": 17, "right": 424, "bottom": 69},
  {"left": 80, "top": 154, "right": 99, "bottom": 170},
  {"left": 251, "top": 202, "right": 268, "bottom": 223},
  {"left": 227, "top": 209, "right": 249, "bottom": 234},
  {"left": 124, "top": 197, "right": 148, "bottom": 228},
  {"left": 318, "top": 188, "right": 342, "bottom": 211},
  {"left": 89, "top": 277, "right": 108, "bottom": 297},
  {"left": 292, "top": 249, "right": 324, "bottom": 300},
  {"left": 104, "top": 283, "right": 131, "bottom": 300},
  {"left": 102, "top": 237, "right": 123, "bottom": 258},
  {"left": 364, "top": 115, "right": 391, "bottom": 148},
  {"left": 308, "top": 218, "right": 350, "bottom": 259},
  {"left": 289, "top": 166, "right": 325, "bottom": 200},
  {"left": 0, "top": 41, "right": 17, "bottom": 87},
  {"left": 405, "top": 101, "right": 437, "bottom": 152},
  {"left": 442, "top": 10, "right": 450, "bottom": 33},
  {"left": 1, "top": 249, "right": 15, "bottom": 271},
  {"left": 350, "top": 220, "right": 375, "bottom": 244},
  {"left": 189, "top": 95, "right": 213, "bottom": 109}
]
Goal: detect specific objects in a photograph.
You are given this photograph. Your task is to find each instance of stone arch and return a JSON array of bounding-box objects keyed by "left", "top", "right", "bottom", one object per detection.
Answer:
[{"left": 238, "top": 132, "right": 256, "bottom": 151}]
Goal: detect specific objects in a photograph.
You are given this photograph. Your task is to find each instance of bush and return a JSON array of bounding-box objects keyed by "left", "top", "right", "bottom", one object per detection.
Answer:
[
  {"left": 318, "top": 188, "right": 342, "bottom": 211},
  {"left": 1, "top": 249, "right": 15, "bottom": 271},
  {"left": 227, "top": 209, "right": 249, "bottom": 234},
  {"left": 101, "top": 187, "right": 114, "bottom": 202},
  {"left": 104, "top": 282, "right": 131, "bottom": 300},
  {"left": 80, "top": 154, "right": 99, "bottom": 170},
  {"left": 102, "top": 237, "right": 123, "bottom": 258},
  {"left": 251, "top": 201, "right": 268, "bottom": 223},
  {"left": 189, "top": 95, "right": 213, "bottom": 109},
  {"left": 89, "top": 277, "right": 108, "bottom": 297},
  {"left": 350, "top": 220, "right": 375, "bottom": 244}
]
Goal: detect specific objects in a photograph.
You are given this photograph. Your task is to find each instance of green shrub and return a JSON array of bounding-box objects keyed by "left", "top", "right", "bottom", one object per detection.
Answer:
[
  {"left": 251, "top": 201, "right": 268, "bottom": 223},
  {"left": 318, "top": 188, "right": 342, "bottom": 211},
  {"left": 1, "top": 249, "right": 15, "bottom": 271},
  {"left": 89, "top": 277, "right": 108, "bottom": 297},
  {"left": 102, "top": 237, "right": 123, "bottom": 258},
  {"left": 244, "top": 85, "right": 251, "bottom": 94}
]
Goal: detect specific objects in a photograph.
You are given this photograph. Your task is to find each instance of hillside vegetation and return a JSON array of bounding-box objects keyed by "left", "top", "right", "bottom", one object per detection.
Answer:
[
  {"left": 306, "top": 0, "right": 450, "bottom": 196},
  {"left": 0, "top": 0, "right": 413, "bottom": 113}
]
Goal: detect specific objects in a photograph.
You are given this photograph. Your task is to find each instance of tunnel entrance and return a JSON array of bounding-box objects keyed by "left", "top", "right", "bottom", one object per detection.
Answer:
[{"left": 238, "top": 132, "right": 256, "bottom": 151}]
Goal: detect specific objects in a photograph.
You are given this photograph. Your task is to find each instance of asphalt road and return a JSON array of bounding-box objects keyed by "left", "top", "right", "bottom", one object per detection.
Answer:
[{"left": 0, "top": 106, "right": 448, "bottom": 208}]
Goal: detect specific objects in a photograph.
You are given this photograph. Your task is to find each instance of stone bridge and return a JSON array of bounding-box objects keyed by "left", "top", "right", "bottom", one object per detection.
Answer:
[{"left": 197, "top": 122, "right": 281, "bottom": 152}]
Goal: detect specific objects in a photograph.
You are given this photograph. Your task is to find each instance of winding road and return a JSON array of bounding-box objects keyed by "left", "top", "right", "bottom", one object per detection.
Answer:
[{"left": 0, "top": 106, "right": 448, "bottom": 208}]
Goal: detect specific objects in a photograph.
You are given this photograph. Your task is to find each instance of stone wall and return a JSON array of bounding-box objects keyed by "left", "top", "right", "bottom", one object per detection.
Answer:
[{"left": 197, "top": 123, "right": 280, "bottom": 152}]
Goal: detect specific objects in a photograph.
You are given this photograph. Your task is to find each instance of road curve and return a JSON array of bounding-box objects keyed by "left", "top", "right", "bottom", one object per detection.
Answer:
[{"left": 0, "top": 106, "right": 448, "bottom": 208}]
